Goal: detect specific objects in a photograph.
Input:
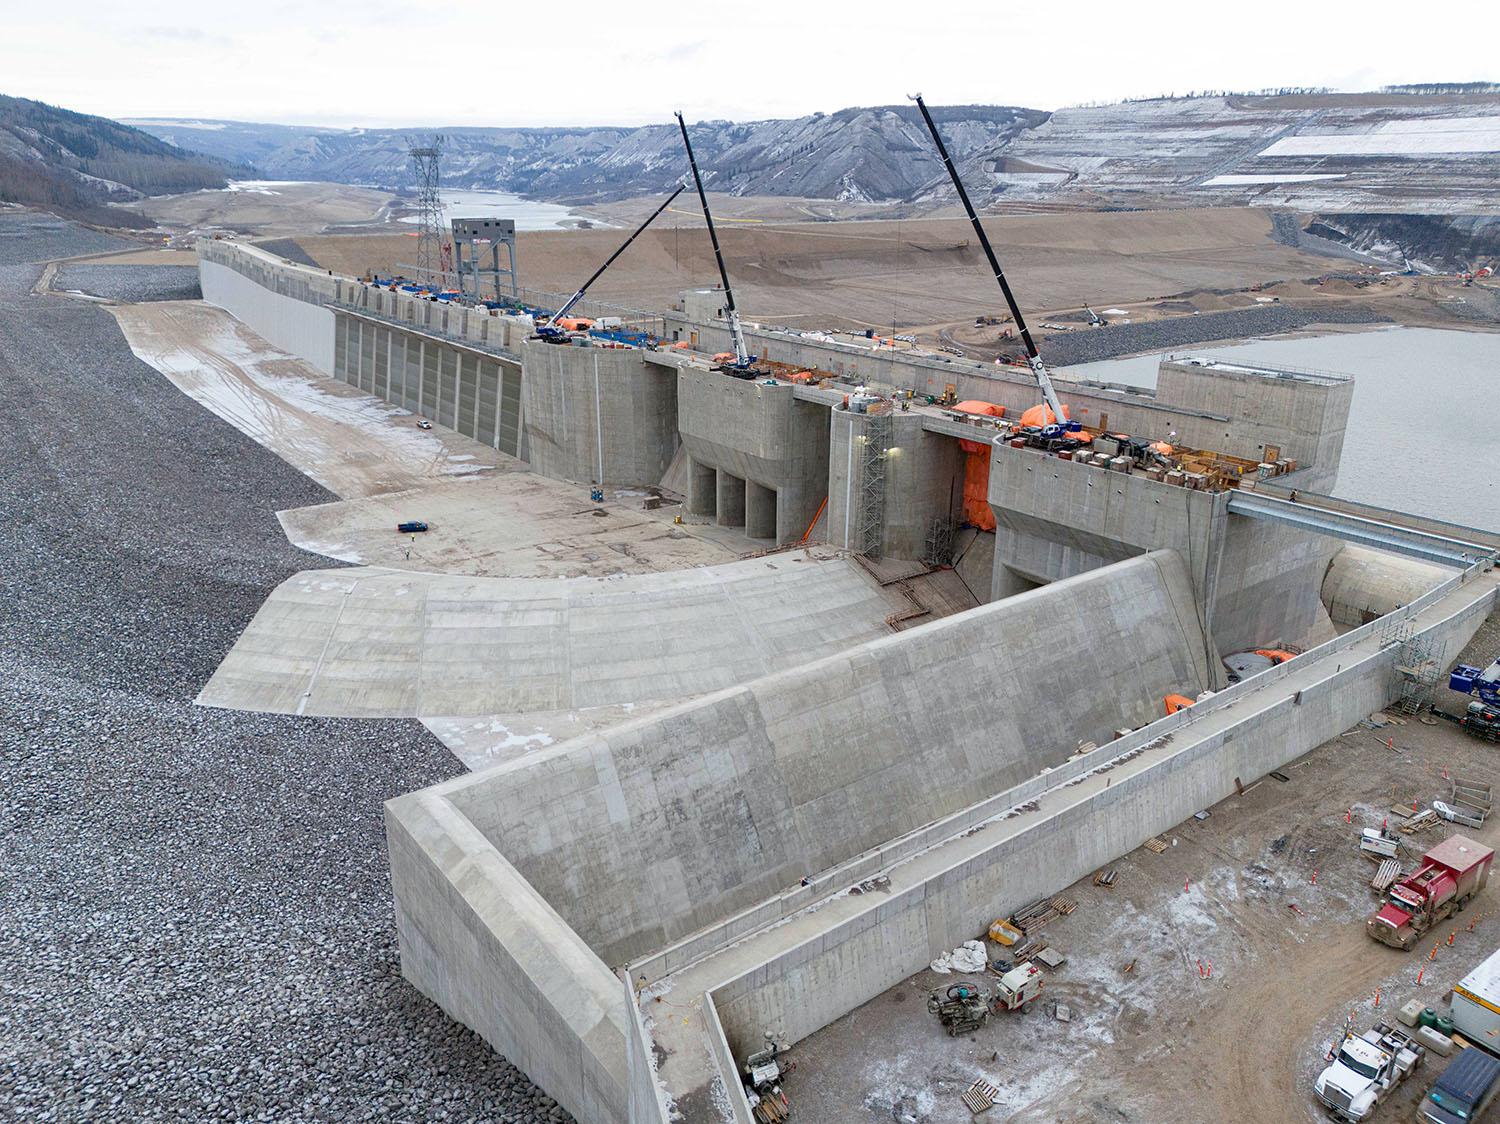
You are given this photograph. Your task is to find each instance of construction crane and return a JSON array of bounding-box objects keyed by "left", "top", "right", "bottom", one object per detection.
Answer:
[
  {"left": 536, "top": 185, "right": 686, "bottom": 342},
  {"left": 909, "top": 94, "right": 1075, "bottom": 435},
  {"left": 674, "top": 111, "right": 753, "bottom": 370}
]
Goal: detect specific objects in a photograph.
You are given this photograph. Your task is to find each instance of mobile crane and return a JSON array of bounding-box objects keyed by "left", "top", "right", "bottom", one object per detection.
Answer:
[
  {"left": 674, "top": 110, "right": 754, "bottom": 373},
  {"left": 535, "top": 185, "right": 685, "bottom": 343},
  {"left": 910, "top": 94, "right": 1077, "bottom": 437}
]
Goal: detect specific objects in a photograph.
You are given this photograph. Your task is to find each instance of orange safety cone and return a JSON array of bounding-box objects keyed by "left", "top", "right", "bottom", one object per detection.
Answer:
[
  {"left": 1346, "top": 809, "right": 1352, "bottom": 824},
  {"left": 1312, "top": 869, "right": 1318, "bottom": 885},
  {"left": 1374, "top": 987, "right": 1381, "bottom": 1007},
  {"left": 1430, "top": 943, "right": 1440, "bottom": 962},
  {"left": 1417, "top": 968, "right": 1425, "bottom": 986},
  {"left": 1449, "top": 931, "right": 1457, "bottom": 947}
]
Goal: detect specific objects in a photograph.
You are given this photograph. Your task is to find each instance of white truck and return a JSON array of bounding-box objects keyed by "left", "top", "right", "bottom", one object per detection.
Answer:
[{"left": 1314, "top": 1024, "right": 1425, "bottom": 1120}]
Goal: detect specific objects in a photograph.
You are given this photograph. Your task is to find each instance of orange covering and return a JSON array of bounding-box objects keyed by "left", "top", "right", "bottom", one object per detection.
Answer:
[
  {"left": 1019, "top": 403, "right": 1071, "bottom": 428},
  {"left": 1164, "top": 694, "right": 1195, "bottom": 715},
  {"left": 1254, "top": 649, "right": 1297, "bottom": 665},
  {"left": 958, "top": 443, "right": 996, "bottom": 531},
  {"left": 953, "top": 400, "right": 1005, "bottom": 418},
  {"left": 556, "top": 316, "right": 593, "bottom": 331},
  {"left": 670, "top": 341, "right": 691, "bottom": 351}
]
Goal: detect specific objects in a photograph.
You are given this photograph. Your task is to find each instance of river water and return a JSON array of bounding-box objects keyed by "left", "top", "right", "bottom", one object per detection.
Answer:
[
  {"left": 1060, "top": 327, "right": 1500, "bottom": 530},
  {"left": 399, "top": 189, "right": 592, "bottom": 231}
]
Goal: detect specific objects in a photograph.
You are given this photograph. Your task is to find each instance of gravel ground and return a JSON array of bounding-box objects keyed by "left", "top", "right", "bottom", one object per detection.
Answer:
[
  {"left": 0, "top": 210, "right": 136, "bottom": 266},
  {"left": 52, "top": 263, "right": 202, "bottom": 303},
  {"left": 1041, "top": 303, "right": 1394, "bottom": 366},
  {"left": 0, "top": 218, "right": 557, "bottom": 1123}
]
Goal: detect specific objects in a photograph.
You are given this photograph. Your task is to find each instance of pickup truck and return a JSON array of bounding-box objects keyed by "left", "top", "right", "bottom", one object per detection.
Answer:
[{"left": 1314, "top": 1024, "right": 1425, "bottom": 1121}]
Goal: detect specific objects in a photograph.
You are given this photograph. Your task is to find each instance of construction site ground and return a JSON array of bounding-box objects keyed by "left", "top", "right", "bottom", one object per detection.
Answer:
[{"left": 783, "top": 709, "right": 1500, "bottom": 1124}]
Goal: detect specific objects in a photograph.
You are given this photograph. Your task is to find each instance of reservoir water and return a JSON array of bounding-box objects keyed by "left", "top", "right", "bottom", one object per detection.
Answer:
[
  {"left": 1060, "top": 327, "right": 1500, "bottom": 530},
  {"left": 400, "top": 189, "right": 593, "bottom": 231}
]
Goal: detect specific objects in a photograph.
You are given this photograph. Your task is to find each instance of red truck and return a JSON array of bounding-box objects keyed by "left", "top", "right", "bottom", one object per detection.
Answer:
[{"left": 1368, "top": 835, "right": 1494, "bottom": 950}]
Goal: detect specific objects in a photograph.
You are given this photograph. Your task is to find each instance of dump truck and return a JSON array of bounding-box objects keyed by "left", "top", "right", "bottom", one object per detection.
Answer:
[
  {"left": 1367, "top": 835, "right": 1494, "bottom": 951},
  {"left": 1313, "top": 1023, "right": 1425, "bottom": 1120}
]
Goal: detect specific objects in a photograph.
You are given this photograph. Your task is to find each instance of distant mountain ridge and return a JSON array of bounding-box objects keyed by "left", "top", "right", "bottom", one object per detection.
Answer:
[
  {"left": 0, "top": 95, "right": 245, "bottom": 227},
  {"left": 128, "top": 106, "right": 1047, "bottom": 205}
]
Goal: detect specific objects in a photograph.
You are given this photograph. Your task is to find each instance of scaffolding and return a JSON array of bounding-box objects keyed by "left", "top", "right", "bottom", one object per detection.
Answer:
[
  {"left": 924, "top": 517, "right": 956, "bottom": 568},
  {"left": 409, "top": 136, "right": 446, "bottom": 286},
  {"left": 856, "top": 413, "right": 892, "bottom": 557},
  {"left": 1380, "top": 618, "right": 1443, "bottom": 715}
]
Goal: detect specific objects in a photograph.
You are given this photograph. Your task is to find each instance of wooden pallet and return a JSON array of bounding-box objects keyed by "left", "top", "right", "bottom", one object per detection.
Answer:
[
  {"left": 962, "top": 1080, "right": 1001, "bottom": 1115},
  {"left": 1372, "top": 859, "right": 1402, "bottom": 892},
  {"left": 1144, "top": 836, "right": 1169, "bottom": 854},
  {"left": 1094, "top": 869, "right": 1118, "bottom": 888},
  {"left": 1399, "top": 809, "right": 1440, "bottom": 834}
]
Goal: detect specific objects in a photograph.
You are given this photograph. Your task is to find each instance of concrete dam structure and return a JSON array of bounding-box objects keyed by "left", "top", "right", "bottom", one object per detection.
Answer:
[{"left": 193, "top": 239, "right": 1500, "bottom": 1123}]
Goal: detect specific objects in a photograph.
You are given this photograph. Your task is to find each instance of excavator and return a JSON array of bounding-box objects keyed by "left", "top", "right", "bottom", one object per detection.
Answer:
[
  {"left": 910, "top": 93, "right": 1081, "bottom": 443},
  {"left": 534, "top": 185, "right": 685, "bottom": 343},
  {"left": 674, "top": 110, "right": 757, "bottom": 376}
]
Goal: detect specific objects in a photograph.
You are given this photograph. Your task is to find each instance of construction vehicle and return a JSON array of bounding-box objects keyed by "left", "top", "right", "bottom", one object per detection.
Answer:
[
  {"left": 674, "top": 112, "right": 754, "bottom": 375},
  {"left": 1313, "top": 1023, "right": 1426, "bottom": 1120},
  {"left": 535, "top": 185, "right": 684, "bottom": 343},
  {"left": 910, "top": 94, "right": 1078, "bottom": 442},
  {"left": 1450, "top": 660, "right": 1500, "bottom": 708},
  {"left": 1082, "top": 303, "right": 1105, "bottom": 327},
  {"left": 1367, "top": 835, "right": 1494, "bottom": 950}
]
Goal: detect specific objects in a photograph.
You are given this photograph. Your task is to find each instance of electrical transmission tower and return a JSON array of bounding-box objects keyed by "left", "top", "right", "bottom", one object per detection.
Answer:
[{"left": 409, "top": 135, "right": 445, "bottom": 286}]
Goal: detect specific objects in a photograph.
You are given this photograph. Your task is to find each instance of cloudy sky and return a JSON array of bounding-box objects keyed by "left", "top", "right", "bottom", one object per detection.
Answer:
[{"left": 5, "top": 0, "right": 1497, "bottom": 127}]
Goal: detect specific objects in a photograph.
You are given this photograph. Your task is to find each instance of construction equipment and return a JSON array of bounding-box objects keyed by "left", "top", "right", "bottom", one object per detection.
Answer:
[
  {"left": 742, "top": 1036, "right": 790, "bottom": 1123},
  {"left": 991, "top": 961, "right": 1045, "bottom": 1012},
  {"left": 674, "top": 111, "right": 753, "bottom": 372},
  {"left": 928, "top": 982, "right": 990, "bottom": 1036},
  {"left": 909, "top": 93, "right": 1076, "bottom": 439},
  {"left": 1460, "top": 699, "right": 1500, "bottom": 742},
  {"left": 1367, "top": 835, "right": 1494, "bottom": 950},
  {"left": 1082, "top": 303, "right": 1105, "bottom": 326},
  {"left": 1436, "top": 778, "right": 1490, "bottom": 828},
  {"left": 1360, "top": 828, "right": 1403, "bottom": 859},
  {"left": 535, "top": 186, "right": 685, "bottom": 342},
  {"left": 1314, "top": 1023, "right": 1426, "bottom": 1121},
  {"left": 1450, "top": 659, "right": 1500, "bottom": 708}
]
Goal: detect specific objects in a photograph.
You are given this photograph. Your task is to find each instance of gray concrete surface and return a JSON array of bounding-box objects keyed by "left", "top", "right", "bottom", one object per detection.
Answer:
[
  {"left": 198, "top": 552, "right": 917, "bottom": 719},
  {"left": 522, "top": 338, "right": 680, "bottom": 489},
  {"left": 676, "top": 370, "right": 830, "bottom": 545},
  {"left": 384, "top": 552, "right": 1212, "bottom": 1122}
]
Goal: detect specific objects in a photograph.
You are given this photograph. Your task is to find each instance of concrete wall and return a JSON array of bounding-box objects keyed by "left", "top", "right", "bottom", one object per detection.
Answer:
[
  {"left": 333, "top": 312, "right": 526, "bottom": 458},
  {"left": 386, "top": 792, "right": 628, "bottom": 1124},
  {"left": 987, "top": 442, "right": 1342, "bottom": 656},
  {"left": 705, "top": 570, "right": 1498, "bottom": 1066},
  {"left": 826, "top": 411, "right": 964, "bottom": 559},
  {"left": 436, "top": 552, "right": 1210, "bottom": 970},
  {"left": 1156, "top": 357, "right": 1353, "bottom": 481},
  {"left": 199, "top": 242, "right": 336, "bottom": 373},
  {"left": 676, "top": 371, "right": 830, "bottom": 544},
  {"left": 664, "top": 311, "right": 1353, "bottom": 469},
  {"left": 1323, "top": 545, "right": 1450, "bottom": 627},
  {"left": 521, "top": 339, "right": 679, "bottom": 489}
]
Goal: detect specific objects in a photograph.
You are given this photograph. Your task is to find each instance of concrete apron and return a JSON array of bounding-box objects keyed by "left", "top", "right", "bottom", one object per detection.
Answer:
[{"left": 631, "top": 564, "right": 1499, "bottom": 1123}]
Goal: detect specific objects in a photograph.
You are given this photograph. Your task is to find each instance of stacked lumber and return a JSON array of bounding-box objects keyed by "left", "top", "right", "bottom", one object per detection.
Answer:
[
  {"left": 1398, "top": 809, "right": 1440, "bottom": 834},
  {"left": 962, "top": 1080, "right": 1001, "bottom": 1114},
  {"left": 1144, "top": 836, "right": 1169, "bottom": 854},
  {"left": 1372, "top": 859, "right": 1402, "bottom": 892}
]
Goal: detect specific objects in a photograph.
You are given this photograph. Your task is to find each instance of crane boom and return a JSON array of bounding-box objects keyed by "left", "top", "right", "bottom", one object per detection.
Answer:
[
  {"left": 674, "top": 111, "right": 751, "bottom": 367},
  {"left": 909, "top": 94, "right": 1069, "bottom": 428},
  {"left": 541, "top": 185, "right": 685, "bottom": 335}
]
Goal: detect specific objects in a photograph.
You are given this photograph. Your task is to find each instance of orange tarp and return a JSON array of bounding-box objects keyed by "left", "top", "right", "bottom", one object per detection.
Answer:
[
  {"left": 954, "top": 400, "right": 1005, "bottom": 418},
  {"left": 959, "top": 443, "right": 996, "bottom": 531},
  {"left": 1019, "top": 403, "right": 1070, "bottom": 428}
]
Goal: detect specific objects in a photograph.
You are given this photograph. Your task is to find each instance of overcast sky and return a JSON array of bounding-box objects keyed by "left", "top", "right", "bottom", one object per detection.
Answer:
[{"left": 5, "top": 0, "right": 1497, "bottom": 128}]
